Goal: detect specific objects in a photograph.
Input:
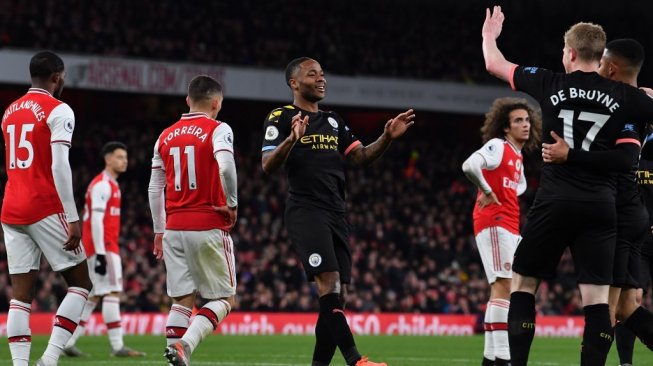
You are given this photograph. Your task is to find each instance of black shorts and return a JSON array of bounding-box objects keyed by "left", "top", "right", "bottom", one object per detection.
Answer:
[
  {"left": 513, "top": 200, "right": 616, "bottom": 285},
  {"left": 613, "top": 202, "right": 648, "bottom": 288},
  {"left": 284, "top": 201, "right": 352, "bottom": 283}
]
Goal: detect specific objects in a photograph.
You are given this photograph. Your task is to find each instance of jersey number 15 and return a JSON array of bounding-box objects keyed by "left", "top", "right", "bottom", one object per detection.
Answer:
[{"left": 6, "top": 123, "right": 35, "bottom": 169}]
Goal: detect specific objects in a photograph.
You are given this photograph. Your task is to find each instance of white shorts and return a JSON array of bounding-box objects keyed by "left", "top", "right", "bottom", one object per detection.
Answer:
[
  {"left": 163, "top": 229, "right": 236, "bottom": 299},
  {"left": 475, "top": 226, "right": 520, "bottom": 284},
  {"left": 2, "top": 214, "right": 86, "bottom": 274},
  {"left": 87, "top": 252, "right": 123, "bottom": 296}
]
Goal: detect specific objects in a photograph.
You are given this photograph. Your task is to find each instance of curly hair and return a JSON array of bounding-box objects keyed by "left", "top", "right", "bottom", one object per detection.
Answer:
[{"left": 480, "top": 97, "right": 542, "bottom": 153}]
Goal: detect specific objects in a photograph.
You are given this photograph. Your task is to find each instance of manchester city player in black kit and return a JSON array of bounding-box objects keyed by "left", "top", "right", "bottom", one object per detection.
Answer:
[
  {"left": 261, "top": 57, "right": 415, "bottom": 366},
  {"left": 542, "top": 39, "right": 653, "bottom": 366},
  {"left": 483, "top": 6, "right": 653, "bottom": 366}
]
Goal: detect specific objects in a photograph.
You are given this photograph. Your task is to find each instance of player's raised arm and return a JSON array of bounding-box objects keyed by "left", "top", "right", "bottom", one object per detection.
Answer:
[
  {"left": 482, "top": 6, "right": 518, "bottom": 83},
  {"left": 261, "top": 111, "right": 308, "bottom": 174},
  {"left": 346, "top": 109, "right": 415, "bottom": 166}
]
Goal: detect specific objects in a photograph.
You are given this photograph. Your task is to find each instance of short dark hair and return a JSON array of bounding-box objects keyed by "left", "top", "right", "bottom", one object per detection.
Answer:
[
  {"left": 606, "top": 38, "right": 645, "bottom": 71},
  {"left": 29, "top": 51, "right": 64, "bottom": 79},
  {"left": 188, "top": 75, "right": 223, "bottom": 103},
  {"left": 101, "top": 141, "right": 127, "bottom": 157},
  {"left": 285, "top": 57, "right": 313, "bottom": 86}
]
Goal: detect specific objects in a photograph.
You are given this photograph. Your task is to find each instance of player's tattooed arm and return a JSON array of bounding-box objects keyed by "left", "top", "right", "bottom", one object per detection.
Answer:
[
  {"left": 482, "top": 6, "right": 518, "bottom": 83},
  {"left": 262, "top": 112, "right": 308, "bottom": 174},
  {"left": 347, "top": 109, "right": 415, "bottom": 166}
]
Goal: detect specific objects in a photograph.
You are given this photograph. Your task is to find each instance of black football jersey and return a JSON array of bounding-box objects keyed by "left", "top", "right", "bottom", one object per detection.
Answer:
[
  {"left": 512, "top": 66, "right": 653, "bottom": 202},
  {"left": 261, "top": 105, "right": 360, "bottom": 212}
]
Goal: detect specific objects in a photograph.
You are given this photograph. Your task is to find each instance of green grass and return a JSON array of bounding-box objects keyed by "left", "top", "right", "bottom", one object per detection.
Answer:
[{"left": 1, "top": 335, "right": 651, "bottom": 365}]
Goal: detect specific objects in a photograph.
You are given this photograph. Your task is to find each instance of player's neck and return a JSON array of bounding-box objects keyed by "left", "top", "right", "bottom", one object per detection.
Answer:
[
  {"left": 293, "top": 98, "right": 319, "bottom": 113},
  {"left": 104, "top": 168, "right": 119, "bottom": 180},
  {"left": 505, "top": 135, "right": 524, "bottom": 151},
  {"left": 568, "top": 61, "right": 599, "bottom": 74},
  {"left": 30, "top": 82, "right": 54, "bottom": 95},
  {"left": 187, "top": 108, "right": 213, "bottom": 118}
]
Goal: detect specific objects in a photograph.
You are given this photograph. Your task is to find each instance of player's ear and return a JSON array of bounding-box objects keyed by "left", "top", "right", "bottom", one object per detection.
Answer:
[
  {"left": 569, "top": 47, "right": 578, "bottom": 62},
  {"left": 289, "top": 78, "right": 298, "bottom": 91},
  {"left": 185, "top": 96, "right": 191, "bottom": 108},
  {"left": 608, "top": 62, "right": 618, "bottom": 78}
]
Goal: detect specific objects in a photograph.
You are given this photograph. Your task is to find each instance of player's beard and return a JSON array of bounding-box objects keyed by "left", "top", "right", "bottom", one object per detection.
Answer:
[
  {"left": 302, "top": 89, "right": 324, "bottom": 103},
  {"left": 53, "top": 82, "right": 64, "bottom": 99}
]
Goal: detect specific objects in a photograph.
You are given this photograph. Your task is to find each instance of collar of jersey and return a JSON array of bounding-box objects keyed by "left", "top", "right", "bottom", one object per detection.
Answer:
[
  {"left": 27, "top": 88, "right": 52, "bottom": 96},
  {"left": 504, "top": 138, "right": 522, "bottom": 154},
  {"left": 181, "top": 112, "right": 211, "bottom": 120}
]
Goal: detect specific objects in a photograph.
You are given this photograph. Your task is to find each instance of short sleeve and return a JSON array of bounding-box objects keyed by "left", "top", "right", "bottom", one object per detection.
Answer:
[
  {"left": 47, "top": 103, "right": 75, "bottom": 146},
  {"left": 151, "top": 138, "right": 164, "bottom": 170},
  {"left": 615, "top": 122, "right": 642, "bottom": 147},
  {"left": 90, "top": 180, "right": 112, "bottom": 211},
  {"left": 332, "top": 112, "right": 361, "bottom": 156},
  {"left": 474, "top": 139, "right": 505, "bottom": 170},
  {"left": 212, "top": 122, "right": 234, "bottom": 154},
  {"left": 511, "top": 66, "right": 555, "bottom": 102},
  {"left": 262, "top": 107, "right": 291, "bottom": 152}
]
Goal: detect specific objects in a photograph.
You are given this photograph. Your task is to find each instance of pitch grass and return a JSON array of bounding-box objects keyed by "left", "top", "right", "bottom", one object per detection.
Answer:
[{"left": 1, "top": 335, "right": 652, "bottom": 365}]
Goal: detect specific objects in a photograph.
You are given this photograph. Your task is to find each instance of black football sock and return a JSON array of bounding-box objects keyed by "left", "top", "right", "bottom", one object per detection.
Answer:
[
  {"left": 482, "top": 356, "right": 495, "bottom": 366},
  {"left": 615, "top": 321, "right": 635, "bottom": 365},
  {"left": 581, "top": 304, "right": 613, "bottom": 366},
  {"left": 312, "top": 312, "right": 337, "bottom": 366},
  {"left": 495, "top": 358, "right": 510, "bottom": 365},
  {"left": 624, "top": 306, "right": 653, "bottom": 351},
  {"left": 319, "top": 293, "right": 361, "bottom": 366},
  {"left": 507, "top": 292, "right": 535, "bottom": 366}
]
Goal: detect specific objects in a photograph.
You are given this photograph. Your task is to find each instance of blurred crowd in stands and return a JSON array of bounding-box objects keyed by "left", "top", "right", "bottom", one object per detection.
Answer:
[
  {"left": 2, "top": 0, "right": 653, "bottom": 84},
  {"left": 0, "top": 88, "right": 624, "bottom": 319}
]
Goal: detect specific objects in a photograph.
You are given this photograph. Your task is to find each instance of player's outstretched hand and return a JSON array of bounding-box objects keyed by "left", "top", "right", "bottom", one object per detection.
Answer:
[
  {"left": 63, "top": 220, "right": 82, "bottom": 253},
  {"left": 290, "top": 112, "right": 309, "bottom": 142},
  {"left": 153, "top": 233, "right": 164, "bottom": 260},
  {"left": 384, "top": 109, "right": 415, "bottom": 140},
  {"left": 482, "top": 6, "right": 505, "bottom": 40},
  {"left": 542, "top": 131, "right": 570, "bottom": 163},
  {"left": 213, "top": 205, "right": 238, "bottom": 230},
  {"left": 477, "top": 191, "right": 501, "bottom": 209}
]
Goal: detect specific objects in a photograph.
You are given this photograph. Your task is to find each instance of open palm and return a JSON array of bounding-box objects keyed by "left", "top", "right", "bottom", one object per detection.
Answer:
[{"left": 384, "top": 109, "right": 416, "bottom": 140}]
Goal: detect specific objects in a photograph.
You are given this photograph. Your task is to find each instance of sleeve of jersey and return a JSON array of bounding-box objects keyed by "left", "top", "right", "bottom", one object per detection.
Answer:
[
  {"left": 148, "top": 139, "right": 166, "bottom": 233},
  {"left": 474, "top": 139, "right": 504, "bottom": 170},
  {"left": 51, "top": 144, "right": 79, "bottom": 222},
  {"left": 334, "top": 113, "right": 361, "bottom": 156},
  {"left": 151, "top": 138, "right": 164, "bottom": 170},
  {"left": 262, "top": 109, "right": 290, "bottom": 152},
  {"left": 47, "top": 103, "right": 75, "bottom": 146},
  {"left": 511, "top": 66, "right": 553, "bottom": 101},
  {"left": 90, "top": 181, "right": 110, "bottom": 255},
  {"left": 212, "top": 123, "right": 234, "bottom": 154},
  {"left": 567, "top": 143, "right": 640, "bottom": 173},
  {"left": 615, "top": 122, "right": 643, "bottom": 148},
  {"left": 91, "top": 181, "right": 112, "bottom": 211}
]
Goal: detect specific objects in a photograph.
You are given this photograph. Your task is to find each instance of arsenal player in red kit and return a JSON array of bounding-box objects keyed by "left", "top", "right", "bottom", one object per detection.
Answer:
[
  {"left": 1, "top": 51, "right": 92, "bottom": 366},
  {"left": 148, "top": 75, "right": 238, "bottom": 366},
  {"left": 462, "top": 97, "right": 541, "bottom": 366},
  {"left": 63, "top": 142, "right": 145, "bottom": 357}
]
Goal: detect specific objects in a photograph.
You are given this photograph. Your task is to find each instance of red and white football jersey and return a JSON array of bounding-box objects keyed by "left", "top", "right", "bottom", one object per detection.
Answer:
[
  {"left": 152, "top": 112, "right": 233, "bottom": 231},
  {"left": 82, "top": 171, "right": 121, "bottom": 256},
  {"left": 472, "top": 138, "right": 524, "bottom": 235},
  {"left": 1, "top": 88, "right": 75, "bottom": 225}
]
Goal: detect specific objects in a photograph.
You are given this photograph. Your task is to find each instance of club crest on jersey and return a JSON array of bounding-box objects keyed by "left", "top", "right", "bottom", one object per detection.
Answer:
[
  {"left": 327, "top": 117, "right": 339, "bottom": 129},
  {"left": 308, "top": 253, "right": 322, "bottom": 267},
  {"left": 265, "top": 126, "right": 279, "bottom": 141}
]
